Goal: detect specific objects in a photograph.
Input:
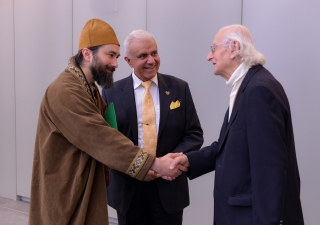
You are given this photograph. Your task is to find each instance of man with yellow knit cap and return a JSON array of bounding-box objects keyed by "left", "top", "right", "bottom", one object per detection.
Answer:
[{"left": 28, "top": 18, "right": 186, "bottom": 225}]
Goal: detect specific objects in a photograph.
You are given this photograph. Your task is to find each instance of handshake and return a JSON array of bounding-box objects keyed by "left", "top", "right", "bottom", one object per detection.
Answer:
[{"left": 145, "top": 153, "right": 189, "bottom": 182}]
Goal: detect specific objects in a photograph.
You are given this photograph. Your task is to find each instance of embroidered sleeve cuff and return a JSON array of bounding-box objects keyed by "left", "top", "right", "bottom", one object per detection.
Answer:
[{"left": 125, "top": 149, "right": 155, "bottom": 180}]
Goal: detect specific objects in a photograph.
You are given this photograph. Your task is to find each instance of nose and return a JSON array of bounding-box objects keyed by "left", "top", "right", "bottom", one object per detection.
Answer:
[
  {"left": 207, "top": 51, "right": 213, "bottom": 61},
  {"left": 147, "top": 55, "right": 155, "bottom": 64},
  {"left": 111, "top": 58, "right": 118, "bottom": 68}
]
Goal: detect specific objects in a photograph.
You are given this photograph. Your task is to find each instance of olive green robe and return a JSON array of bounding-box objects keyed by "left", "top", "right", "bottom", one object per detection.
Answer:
[{"left": 29, "top": 61, "right": 155, "bottom": 225}]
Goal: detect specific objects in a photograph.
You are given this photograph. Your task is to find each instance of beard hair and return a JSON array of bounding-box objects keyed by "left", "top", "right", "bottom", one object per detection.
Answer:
[{"left": 90, "top": 54, "right": 115, "bottom": 89}]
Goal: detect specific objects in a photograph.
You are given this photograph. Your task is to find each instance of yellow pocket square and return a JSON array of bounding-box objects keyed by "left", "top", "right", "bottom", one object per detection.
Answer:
[{"left": 170, "top": 100, "right": 181, "bottom": 110}]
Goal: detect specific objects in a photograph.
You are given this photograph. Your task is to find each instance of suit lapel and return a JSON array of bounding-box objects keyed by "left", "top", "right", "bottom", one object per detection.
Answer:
[
  {"left": 119, "top": 75, "right": 139, "bottom": 144},
  {"left": 218, "top": 65, "right": 262, "bottom": 153},
  {"left": 158, "top": 74, "right": 172, "bottom": 138},
  {"left": 218, "top": 110, "right": 230, "bottom": 151}
]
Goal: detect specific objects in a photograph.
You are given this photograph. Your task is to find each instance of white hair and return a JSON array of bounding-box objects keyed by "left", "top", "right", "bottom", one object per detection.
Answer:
[
  {"left": 123, "top": 30, "right": 155, "bottom": 58},
  {"left": 220, "top": 25, "right": 266, "bottom": 67}
]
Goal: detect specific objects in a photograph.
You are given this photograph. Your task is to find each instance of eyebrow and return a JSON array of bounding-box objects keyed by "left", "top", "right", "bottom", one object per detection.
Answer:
[
  {"left": 108, "top": 51, "right": 120, "bottom": 57},
  {"left": 108, "top": 51, "right": 118, "bottom": 55}
]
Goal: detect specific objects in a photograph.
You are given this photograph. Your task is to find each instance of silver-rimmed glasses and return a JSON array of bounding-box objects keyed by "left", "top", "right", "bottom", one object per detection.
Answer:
[{"left": 210, "top": 43, "right": 224, "bottom": 53}]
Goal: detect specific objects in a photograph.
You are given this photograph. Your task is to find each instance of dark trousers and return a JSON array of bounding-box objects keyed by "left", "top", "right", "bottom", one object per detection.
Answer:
[{"left": 116, "top": 181, "right": 183, "bottom": 225}]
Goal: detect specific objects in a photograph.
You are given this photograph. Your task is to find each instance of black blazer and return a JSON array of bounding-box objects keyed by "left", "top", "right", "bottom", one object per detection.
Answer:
[
  {"left": 187, "top": 65, "right": 304, "bottom": 225},
  {"left": 102, "top": 73, "right": 203, "bottom": 214}
]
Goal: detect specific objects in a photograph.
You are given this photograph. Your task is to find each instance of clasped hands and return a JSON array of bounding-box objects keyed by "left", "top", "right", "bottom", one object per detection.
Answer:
[{"left": 146, "top": 152, "right": 189, "bottom": 181}]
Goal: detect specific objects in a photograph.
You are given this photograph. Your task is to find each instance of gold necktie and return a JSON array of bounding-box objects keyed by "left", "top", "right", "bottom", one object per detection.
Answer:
[{"left": 141, "top": 81, "right": 157, "bottom": 156}]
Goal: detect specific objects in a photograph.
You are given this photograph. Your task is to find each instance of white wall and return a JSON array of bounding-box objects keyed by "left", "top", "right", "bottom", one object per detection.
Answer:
[
  {"left": 0, "top": 0, "right": 16, "bottom": 200},
  {"left": 1, "top": 0, "right": 319, "bottom": 224},
  {"left": 14, "top": 0, "right": 73, "bottom": 198}
]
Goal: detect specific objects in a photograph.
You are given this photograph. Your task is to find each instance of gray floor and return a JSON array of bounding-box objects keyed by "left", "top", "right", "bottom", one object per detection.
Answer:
[
  {"left": 0, "top": 197, "right": 29, "bottom": 225},
  {"left": 0, "top": 196, "right": 118, "bottom": 225}
]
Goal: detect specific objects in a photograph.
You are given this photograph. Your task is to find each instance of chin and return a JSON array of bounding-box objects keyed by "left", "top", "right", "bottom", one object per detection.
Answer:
[{"left": 144, "top": 73, "right": 157, "bottom": 79}]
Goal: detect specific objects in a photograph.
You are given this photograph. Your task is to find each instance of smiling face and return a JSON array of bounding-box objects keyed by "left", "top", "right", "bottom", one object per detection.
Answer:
[
  {"left": 125, "top": 38, "right": 160, "bottom": 81},
  {"left": 90, "top": 44, "right": 120, "bottom": 89},
  {"left": 207, "top": 29, "right": 240, "bottom": 81}
]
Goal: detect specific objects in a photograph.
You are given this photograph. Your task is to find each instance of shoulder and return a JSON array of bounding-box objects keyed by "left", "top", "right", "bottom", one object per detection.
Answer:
[
  {"left": 102, "top": 75, "right": 132, "bottom": 93},
  {"left": 48, "top": 69, "right": 82, "bottom": 95},
  {"left": 54, "top": 69, "right": 79, "bottom": 84},
  {"left": 158, "top": 72, "right": 189, "bottom": 86},
  {"left": 245, "top": 66, "right": 287, "bottom": 104},
  {"left": 114, "top": 75, "right": 132, "bottom": 85},
  {"left": 247, "top": 66, "right": 282, "bottom": 91},
  {"left": 44, "top": 70, "right": 94, "bottom": 109}
]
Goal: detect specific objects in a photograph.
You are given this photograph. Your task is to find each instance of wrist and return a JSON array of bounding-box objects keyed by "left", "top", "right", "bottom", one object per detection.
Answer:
[{"left": 151, "top": 158, "right": 160, "bottom": 173}]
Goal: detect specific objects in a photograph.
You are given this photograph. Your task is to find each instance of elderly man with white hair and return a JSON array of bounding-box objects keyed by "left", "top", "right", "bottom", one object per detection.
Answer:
[{"left": 171, "top": 24, "right": 304, "bottom": 225}]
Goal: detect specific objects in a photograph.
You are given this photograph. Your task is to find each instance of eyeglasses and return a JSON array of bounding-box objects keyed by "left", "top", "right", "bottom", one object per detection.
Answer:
[{"left": 210, "top": 43, "right": 224, "bottom": 53}]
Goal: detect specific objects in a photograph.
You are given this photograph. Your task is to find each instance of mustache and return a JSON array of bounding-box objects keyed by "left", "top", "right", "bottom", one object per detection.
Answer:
[{"left": 106, "top": 65, "right": 116, "bottom": 72}]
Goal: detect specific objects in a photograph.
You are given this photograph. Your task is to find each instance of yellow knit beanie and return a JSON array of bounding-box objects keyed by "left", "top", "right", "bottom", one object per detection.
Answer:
[{"left": 78, "top": 18, "right": 120, "bottom": 51}]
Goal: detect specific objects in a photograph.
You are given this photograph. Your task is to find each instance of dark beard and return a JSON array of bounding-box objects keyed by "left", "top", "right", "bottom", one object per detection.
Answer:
[{"left": 90, "top": 55, "right": 115, "bottom": 89}]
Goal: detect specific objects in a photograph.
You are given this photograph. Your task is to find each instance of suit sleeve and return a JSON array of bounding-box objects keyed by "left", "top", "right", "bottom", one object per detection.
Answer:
[
  {"left": 186, "top": 141, "right": 218, "bottom": 179},
  {"left": 246, "top": 84, "right": 287, "bottom": 224}
]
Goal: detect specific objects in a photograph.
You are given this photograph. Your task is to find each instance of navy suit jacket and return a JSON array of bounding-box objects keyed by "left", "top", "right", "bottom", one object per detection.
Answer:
[
  {"left": 102, "top": 73, "right": 203, "bottom": 214},
  {"left": 187, "top": 65, "right": 304, "bottom": 225}
]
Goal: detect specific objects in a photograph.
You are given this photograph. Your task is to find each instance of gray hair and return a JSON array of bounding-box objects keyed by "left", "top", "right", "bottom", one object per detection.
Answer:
[
  {"left": 220, "top": 25, "right": 265, "bottom": 67},
  {"left": 123, "top": 30, "right": 155, "bottom": 58}
]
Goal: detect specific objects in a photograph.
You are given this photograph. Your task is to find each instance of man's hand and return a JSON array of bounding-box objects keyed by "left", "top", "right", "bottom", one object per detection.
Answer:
[
  {"left": 151, "top": 152, "right": 189, "bottom": 181},
  {"left": 143, "top": 170, "right": 161, "bottom": 181},
  {"left": 161, "top": 154, "right": 190, "bottom": 180},
  {"left": 170, "top": 154, "right": 189, "bottom": 169}
]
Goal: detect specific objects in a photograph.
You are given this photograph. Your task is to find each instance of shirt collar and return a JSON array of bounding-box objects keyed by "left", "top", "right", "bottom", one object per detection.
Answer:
[
  {"left": 226, "top": 63, "right": 250, "bottom": 87},
  {"left": 132, "top": 70, "right": 158, "bottom": 89}
]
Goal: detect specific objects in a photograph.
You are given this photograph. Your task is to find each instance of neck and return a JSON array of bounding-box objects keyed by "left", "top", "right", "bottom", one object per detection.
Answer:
[
  {"left": 225, "top": 62, "right": 242, "bottom": 81},
  {"left": 80, "top": 65, "right": 94, "bottom": 85}
]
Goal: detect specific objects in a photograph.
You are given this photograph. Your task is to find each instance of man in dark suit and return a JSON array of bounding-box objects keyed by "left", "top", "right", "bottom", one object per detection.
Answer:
[
  {"left": 170, "top": 25, "right": 304, "bottom": 225},
  {"left": 102, "top": 30, "right": 203, "bottom": 225}
]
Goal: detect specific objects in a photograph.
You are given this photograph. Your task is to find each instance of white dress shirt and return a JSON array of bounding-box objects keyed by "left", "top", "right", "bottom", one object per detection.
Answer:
[
  {"left": 226, "top": 63, "right": 250, "bottom": 120},
  {"left": 132, "top": 71, "right": 160, "bottom": 149}
]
